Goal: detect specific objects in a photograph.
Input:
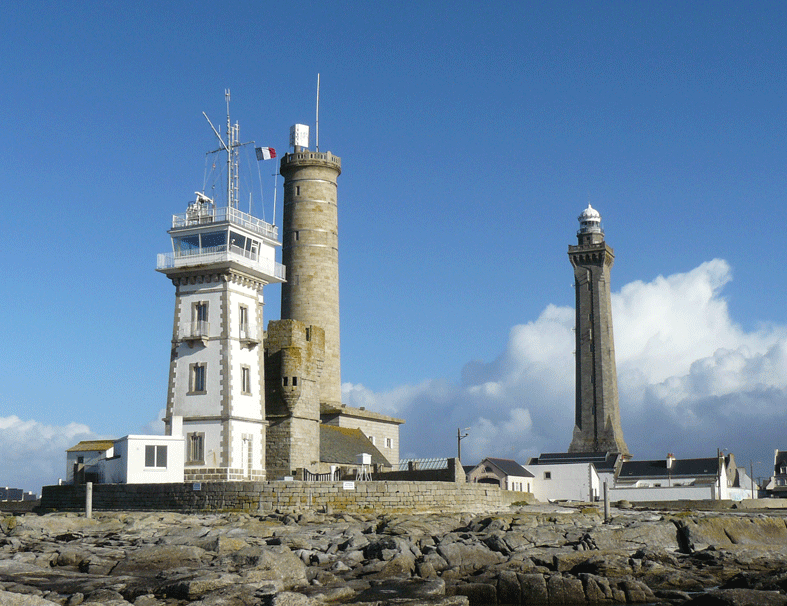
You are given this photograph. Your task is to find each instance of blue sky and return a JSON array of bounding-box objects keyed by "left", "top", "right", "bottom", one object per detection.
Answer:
[{"left": 3, "top": 2, "right": 787, "bottom": 493}]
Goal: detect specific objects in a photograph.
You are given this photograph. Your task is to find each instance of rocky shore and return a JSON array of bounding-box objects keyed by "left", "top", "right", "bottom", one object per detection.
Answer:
[{"left": 2, "top": 503, "right": 787, "bottom": 606}]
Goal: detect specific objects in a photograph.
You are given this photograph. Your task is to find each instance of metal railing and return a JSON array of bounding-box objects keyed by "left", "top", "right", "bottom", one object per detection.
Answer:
[
  {"left": 239, "top": 323, "right": 259, "bottom": 341},
  {"left": 396, "top": 458, "right": 448, "bottom": 472},
  {"left": 179, "top": 321, "right": 210, "bottom": 340},
  {"left": 156, "top": 249, "right": 286, "bottom": 281},
  {"left": 303, "top": 469, "right": 341, "bottom": 482},
  {"left": 171, "top": 206, "right": 279, "bottom": 241}
]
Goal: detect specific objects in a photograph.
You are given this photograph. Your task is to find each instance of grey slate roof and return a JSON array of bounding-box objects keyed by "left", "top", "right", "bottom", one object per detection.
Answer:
[
  {"left": 527, "top": 451, "right": 620, "bottom": 472},
  {"left": 619, "top": 457, "right": 719, "bottom": 479},
  {"left": 320, "top": 425, "right": 391, "bottom": 467},
  {"left": 480, "top": 458, "right": 534, "bottom": 478}
]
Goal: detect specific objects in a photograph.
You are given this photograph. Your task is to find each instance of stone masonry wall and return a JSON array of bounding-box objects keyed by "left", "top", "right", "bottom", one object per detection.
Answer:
[{"left": 40, "top": 481, "right": 515, "bottom": 514}]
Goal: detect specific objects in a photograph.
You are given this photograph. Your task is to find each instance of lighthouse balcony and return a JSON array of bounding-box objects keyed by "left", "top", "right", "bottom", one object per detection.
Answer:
[
  {"left": 178, "top": 321, "right": 210, "bottom": 347},
  {"left": 239, "top": 323, "right": 260, "bottom": 348},
  {"left": 171, "top": 206, "right": 279, "bottom": 242},
  {"left": 156, "top": 246, "right": 286, "bottom": 282}
]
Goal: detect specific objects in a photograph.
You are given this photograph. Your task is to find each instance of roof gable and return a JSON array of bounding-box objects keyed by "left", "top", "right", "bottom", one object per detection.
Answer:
[{"left": 476, "top": 457, "right": 533, "bottom": 478}]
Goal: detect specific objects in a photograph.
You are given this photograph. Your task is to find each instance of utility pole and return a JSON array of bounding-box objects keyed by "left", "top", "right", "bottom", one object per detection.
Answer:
[{"left": 457, "top": 428, "right": 469, "bottom": 462}]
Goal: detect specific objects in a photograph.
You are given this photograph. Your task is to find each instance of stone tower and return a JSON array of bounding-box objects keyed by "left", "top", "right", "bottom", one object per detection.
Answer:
[
  {"left": 157, "top": 194, "right": 285, "bottom": 481},
  {"left": 264, "top": 320, "right": 325, "bottom": 479},
  {"left": 278, "top": 138, "right": 343, "bottom": 405},
  {"left": 567, "top": 205, "right": 629, "bottom": 456}
]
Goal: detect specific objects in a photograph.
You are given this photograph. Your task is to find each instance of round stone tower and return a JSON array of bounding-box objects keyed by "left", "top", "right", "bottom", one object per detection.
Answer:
[{"left": 279, "top": 146, "right": 343, "bottom": 405}]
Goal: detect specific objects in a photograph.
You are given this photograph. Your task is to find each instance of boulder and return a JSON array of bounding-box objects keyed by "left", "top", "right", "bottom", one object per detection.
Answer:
[
  {"left": 111, "top": 545, "right": 206, "bottom": 575},
  {"left": 436, "top": 541, "right": 505, "bottom": 571}
]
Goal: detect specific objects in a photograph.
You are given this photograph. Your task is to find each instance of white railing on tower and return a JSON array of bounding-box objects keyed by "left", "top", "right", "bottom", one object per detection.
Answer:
[
  {"left": 171, "top": 206, "right": 279, "bottom": 241},
  {"left": 156, "top": 249, "right": 286, "bottom": 281},
  {"left": 178, "top": 321, "right": 210, "bottom": 340}
]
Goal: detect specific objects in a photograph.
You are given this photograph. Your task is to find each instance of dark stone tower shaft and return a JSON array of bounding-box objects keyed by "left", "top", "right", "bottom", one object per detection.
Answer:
[
  {"left": 279, "top": 148, "right": 342, "bottom": 405},
  {"left": 567, "top": 205, "right": 629, "bottom": 456}
]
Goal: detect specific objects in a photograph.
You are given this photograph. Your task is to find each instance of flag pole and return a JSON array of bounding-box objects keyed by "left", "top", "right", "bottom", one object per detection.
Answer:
[{"left": 316, "top": 73, "right": 320, "bottom": 152}]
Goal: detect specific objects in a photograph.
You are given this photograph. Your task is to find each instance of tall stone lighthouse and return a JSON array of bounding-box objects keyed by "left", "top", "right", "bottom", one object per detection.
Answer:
[
  {"left": 263, "top": 125, "right": 342, "bottom": 479},
  {"left": 567, "top": 205, "right": 629, "bottom": 456},
  {"left": 279, "top": 127, "right": 343, "bottom": 405}
]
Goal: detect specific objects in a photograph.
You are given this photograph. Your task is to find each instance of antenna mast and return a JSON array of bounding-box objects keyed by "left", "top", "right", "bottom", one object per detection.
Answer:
[
  {"left": 204, "top": 90, "right": 254, "bottom": 210},
  {"left": 316, "top": 73, "right": 320, "bottom": 152}
]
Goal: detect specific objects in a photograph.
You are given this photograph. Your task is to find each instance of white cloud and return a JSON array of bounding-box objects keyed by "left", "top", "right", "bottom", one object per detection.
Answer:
[
  {"left": 343, "top": 259, "right": 787, "bottom": 471},
  {"left": 0, "top": 416, "right": 99, "bottom": 494}
]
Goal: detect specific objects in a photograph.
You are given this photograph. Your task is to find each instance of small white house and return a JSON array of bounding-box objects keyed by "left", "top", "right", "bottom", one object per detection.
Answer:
[
  {"left": 611, "top": 453, "right": 753, "bottom": 502},
  {"left": 525, "top": 452, "right": 620, "bottom": 502},
  {"left": 466, "top": 458, "right": 534, "bottom": 492},
  {"left": 66, "top": 434, "right": 185, "bottom": 485}
]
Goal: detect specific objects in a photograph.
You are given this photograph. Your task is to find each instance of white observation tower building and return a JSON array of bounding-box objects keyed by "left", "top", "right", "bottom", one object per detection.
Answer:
[{"left": 157, "top": 94, "right": 285, "bottom": 481}]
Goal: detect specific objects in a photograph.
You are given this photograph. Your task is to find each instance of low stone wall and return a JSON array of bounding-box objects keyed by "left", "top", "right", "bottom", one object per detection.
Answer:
[{"left": 40, "top": 481, "right": 512, "bottom": 514}]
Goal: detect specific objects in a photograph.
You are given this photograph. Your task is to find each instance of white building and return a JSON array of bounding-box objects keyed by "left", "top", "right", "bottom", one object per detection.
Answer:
[
  {"left": 466, "top": 457, "right": 534, "bottom": 492},
  {"left": 611, "top": 453, "right": 754, "bottom": 502},
  {"left": 156, "top": 106, "right": 285, "bottom": 482},
  {"left": 525, "top": 452, "right": 620, "bottom": 502},
  {"left": 66, "top": 434, "right": 184, "bottom": 485}
]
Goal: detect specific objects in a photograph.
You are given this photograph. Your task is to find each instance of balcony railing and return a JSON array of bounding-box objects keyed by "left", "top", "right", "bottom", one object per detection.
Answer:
[
  {"left": 171, "top": 206, "right": 279, "bottom": 241},
  {"left": 239, "top": 323, "right": 260, "bottom": 348},
  {"left": 157, "top": 247, "right": 286, "bottom": 281},
  {"left": 178, "top": 321, "right": 210, "bottom": 346}
]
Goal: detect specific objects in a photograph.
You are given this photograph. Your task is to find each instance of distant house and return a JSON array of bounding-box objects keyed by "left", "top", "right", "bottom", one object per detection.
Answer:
[
  {"left": 764, "top": 450, "right": 787, "bottom": 496},
  {"left": 0, "top": 487, "right": 38, "bottom": 502},
  {"left": 466, "top": 458, "right": 534, "bottom": 492},
  {"left": 66, "top": 433, "right": 185, "bottom": 485},
  {"left": 525, "top": 452, "right": 621, "bottom": 502},
  {"left": 611, "top": 453, "right": 753, "bottom": 502}
]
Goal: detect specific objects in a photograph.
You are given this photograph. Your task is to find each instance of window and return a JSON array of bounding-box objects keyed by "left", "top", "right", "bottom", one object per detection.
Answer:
[
  {"left": 293, "top": 231, "right": 299, "bottom": 242},
  {"left": 282, "top": 377, "right": 288, "bottom": 387},
  {"left": 305, "top": 327, "right": 310, "bottom": 341},
  {"left": 292, "top": 376, "right": 297, "bottom": 387},
  {"left": 187, "top": 433, "right": 204, "bottom": 463},
  {"left": 192, "top": 302, "right": 208, "bottom": 337},
  {"left": 295, "top": 186, "right": 300, "bottom": 196},
  {"left": 241, "top": 366, "right": 251, "bottom": 394},
  {"left": 190, "top": 363, "right": 206, "bottom": 393},
  {"left": 145, "top": 445, "right": 167, "bottom": 468},
  {"left": 239, "top": 305, "right": 249, "bottom": 332},
  {"left": 194, "top": 302, "right": 208, "bottom": 323},
  {"left": 544, "top": 472, "right": 552, "bottom": 480},
  {"left": 386, "top": 438, "right": 392, "bottom": 449},
  {"left": 369, "top": 436, "right": 376, "bottom": 445}
]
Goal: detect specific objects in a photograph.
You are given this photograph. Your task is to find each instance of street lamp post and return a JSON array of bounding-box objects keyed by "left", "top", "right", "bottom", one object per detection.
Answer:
[
  {"left": 457, "top": 427, "right": 470, "bottom": 462},
  {"left": 750, "top": 460, "right": 761, "bottom": 500}
]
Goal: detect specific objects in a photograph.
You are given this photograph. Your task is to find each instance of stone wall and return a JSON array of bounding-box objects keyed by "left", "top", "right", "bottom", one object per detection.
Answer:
[{"left": 40, "top": 481, "right": 516, "bottom": 514}]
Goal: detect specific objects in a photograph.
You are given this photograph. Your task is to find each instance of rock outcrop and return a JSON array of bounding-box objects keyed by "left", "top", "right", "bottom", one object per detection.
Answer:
[{"left": 0, "top": 505, "right": 786, "bottom": 605}]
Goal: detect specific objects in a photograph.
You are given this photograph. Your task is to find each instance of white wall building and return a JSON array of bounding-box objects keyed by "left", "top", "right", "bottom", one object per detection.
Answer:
[
  {"left": 466, "top": 458, "right": 534, "bottom": 492},
  {"left": 66, "top": 434, "right": 185, "bottom": 485},
  {"left": 525, "top": 452, "right": 619, "bottom": 502},
  {"left": 157, "top": 195, "right": 284, "bottom": 482}
]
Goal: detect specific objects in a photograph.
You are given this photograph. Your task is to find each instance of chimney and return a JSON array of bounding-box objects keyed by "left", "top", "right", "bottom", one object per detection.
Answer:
[{"left": 666, "top": 453, "right": 676, "bottom": 469}]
